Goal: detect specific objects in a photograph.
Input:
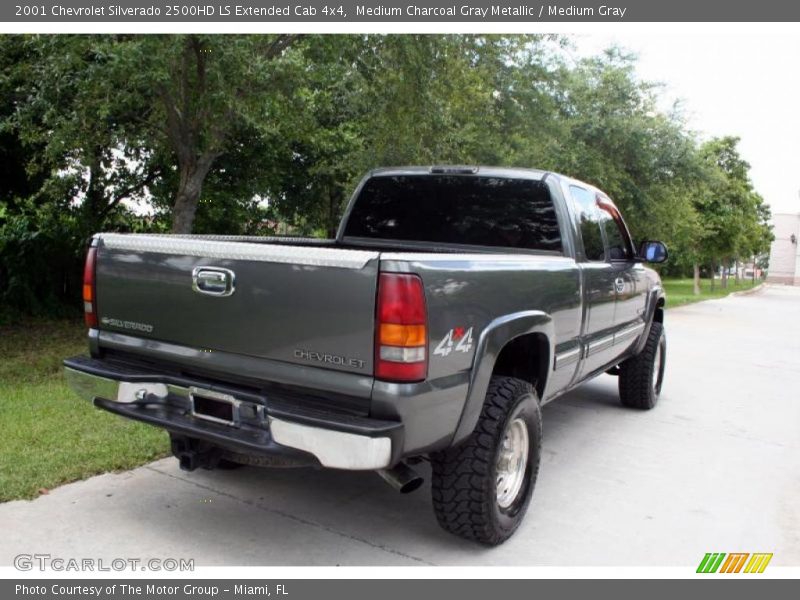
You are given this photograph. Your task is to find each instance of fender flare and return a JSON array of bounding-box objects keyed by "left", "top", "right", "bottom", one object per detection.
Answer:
[
  {"left": 450, "top": 310, "right": 554, "bottom": 446},
  {"left": 634, "top": 286, "right": 666, "bottom": 355}
]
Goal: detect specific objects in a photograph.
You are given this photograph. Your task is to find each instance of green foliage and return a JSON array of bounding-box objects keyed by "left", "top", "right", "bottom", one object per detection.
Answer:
[
  {"left": 540, "top": 48, "right": 710, "bottom": 272},
  {"left": 695, "top": 136, "right": 773, "bottom": 274},
  {"left": 0, "top": 34, "right": 774, "bottom": 315},
  {"left": 0, "top": 208, "right": 81, "bottom": 317}
]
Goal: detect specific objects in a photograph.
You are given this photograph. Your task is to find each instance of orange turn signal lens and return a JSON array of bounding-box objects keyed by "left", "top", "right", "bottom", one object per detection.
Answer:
[
  {"left": 379, "top": 323, "right": 426, "bottom": 347},
  {"left": 82, "top": 283, "right": 93, "bottom": 302}
]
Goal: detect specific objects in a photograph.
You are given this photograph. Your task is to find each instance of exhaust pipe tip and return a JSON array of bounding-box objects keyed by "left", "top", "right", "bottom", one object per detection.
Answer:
[
  {"left": 397, "top": 476, "right": 424, "bottom": 494},
  {"left": 378, "top": 462, "right": 424, "bottom": 494}
]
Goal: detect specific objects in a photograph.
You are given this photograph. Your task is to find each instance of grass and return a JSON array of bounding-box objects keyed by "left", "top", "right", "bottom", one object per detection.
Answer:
[
  {"left": 0, "top": 319, "right": 169, "bottom": 502},
  {"left": 662, "top": 276, "right": 762, "bottom": 308}
]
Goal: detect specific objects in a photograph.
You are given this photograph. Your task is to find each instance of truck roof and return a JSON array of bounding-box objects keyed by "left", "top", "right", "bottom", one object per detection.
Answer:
[{"left": 368, "top": 165, "right": 551, "bottom": 181}]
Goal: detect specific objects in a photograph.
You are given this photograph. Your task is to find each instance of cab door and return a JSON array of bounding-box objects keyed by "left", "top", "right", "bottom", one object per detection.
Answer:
[
  {"left": 568, "top": 185, "right": 619, "bottom": 376},
  {"left": 595, "top": 196, "right": 648, "bottom": 347}
]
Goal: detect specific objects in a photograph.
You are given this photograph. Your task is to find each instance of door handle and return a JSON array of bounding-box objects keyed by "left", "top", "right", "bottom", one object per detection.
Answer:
[
  {"left": 192, "top": 267, "right": 236, "bottom": 297},
  {"left": 614, "top": 277, "right": 625, "bottom": 294}
]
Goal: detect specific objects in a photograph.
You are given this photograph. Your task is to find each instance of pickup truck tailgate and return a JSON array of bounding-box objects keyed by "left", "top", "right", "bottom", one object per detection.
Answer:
[{"left": 94, "top": 234, "right": 379, "bottom": 376}]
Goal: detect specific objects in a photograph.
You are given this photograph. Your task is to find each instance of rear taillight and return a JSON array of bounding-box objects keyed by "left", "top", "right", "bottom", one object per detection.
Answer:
[
  {"left": 83, "top": 246, "right": 98, "bottom": 328},
  {"left": 375, "top": 273, "right": 428, "bottom": 382}
]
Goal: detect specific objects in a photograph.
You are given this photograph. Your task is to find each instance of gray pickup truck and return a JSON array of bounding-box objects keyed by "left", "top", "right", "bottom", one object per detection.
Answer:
[{"left": 64, "top": 166, "right": 668, "bottom": 545}]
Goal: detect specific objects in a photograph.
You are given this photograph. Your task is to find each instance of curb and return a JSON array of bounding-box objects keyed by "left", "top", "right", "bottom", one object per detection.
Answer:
[
  {"left": 667, "top": 282, "right": 765, "bottom": 310},
  {"left": 730, "top": 283, "right": 765, "bottom": 297}
]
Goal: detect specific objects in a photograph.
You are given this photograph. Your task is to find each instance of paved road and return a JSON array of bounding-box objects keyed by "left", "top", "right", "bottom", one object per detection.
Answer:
[{"left": 2, "top": 285, "right": 799, "bottom": 566}]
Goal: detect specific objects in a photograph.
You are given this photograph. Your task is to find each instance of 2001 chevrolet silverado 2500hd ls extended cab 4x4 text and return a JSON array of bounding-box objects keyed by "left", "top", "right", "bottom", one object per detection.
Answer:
[{"left": 64, "top": 166, "right": 668, "bottom": 545}]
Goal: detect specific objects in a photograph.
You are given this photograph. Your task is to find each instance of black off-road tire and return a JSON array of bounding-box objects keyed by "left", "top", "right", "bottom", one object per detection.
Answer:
[
  {"left": 430, "top": 376, "right": 542, "bottom": 546},
  {"left": 619, "top": 321, "right": 666, "bottom": 409}
]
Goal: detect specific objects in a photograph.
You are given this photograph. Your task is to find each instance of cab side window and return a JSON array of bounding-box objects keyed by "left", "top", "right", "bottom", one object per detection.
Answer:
[
  {"left": 596, "top": 195, "right": 633, "bottom": 261},
  {"left": 569, "top": 185, "right": 605, "bottom": 262},
  {"left": 600, "top": 212, "right": 630, "bottom": 261}
]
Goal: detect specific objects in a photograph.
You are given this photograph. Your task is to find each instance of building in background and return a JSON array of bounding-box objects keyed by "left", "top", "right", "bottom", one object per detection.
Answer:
[{"left": 767, "top": 213, "right": 800, "bottom": 285}]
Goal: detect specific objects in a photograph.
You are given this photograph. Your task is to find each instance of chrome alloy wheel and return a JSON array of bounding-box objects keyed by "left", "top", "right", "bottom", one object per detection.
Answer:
[{"left": 495, "top": 417, "right": 529, "bottom": 509}]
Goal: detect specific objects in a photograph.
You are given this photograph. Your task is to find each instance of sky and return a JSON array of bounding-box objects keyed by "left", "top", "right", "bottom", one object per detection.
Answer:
[{"left": 572, "top": 33, "right": 800, "bottom": 217}]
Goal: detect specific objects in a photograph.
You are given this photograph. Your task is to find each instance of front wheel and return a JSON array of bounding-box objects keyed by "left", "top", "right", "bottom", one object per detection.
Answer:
[
  {"left": 619, "top": 321, "right": 666, "bottom": 409},
  {"left": 430, "top": 376, "right": 542, "bottom": 546}
]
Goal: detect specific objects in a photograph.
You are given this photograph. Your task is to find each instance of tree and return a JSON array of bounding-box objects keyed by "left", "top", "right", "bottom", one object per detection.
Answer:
[
  {"left": 0, "top": 34, "right": 776, "bottom": 316},
  {"left": 698, "top": 137, "right": 771, "bottom": 289},
  {"left": 96, "top": 35, "right": 306, "bottom": 233},
  {"left": 0, "top": 38, "right": 46, "bottom": 211},
  {"left": 10, "top": 34, "right": 308, "bottom": 235},
  {"left": 550, "top": 47, "right": 705, "bottom": 267},
  {"left": 1, "top": 35, "right": 156, "bottom": 314},
  {"left": 8, "top": 36, "right": 162, "bottom": 237},
  {"left": 263, "top": 35, "right": 557, "bottom": 236}
]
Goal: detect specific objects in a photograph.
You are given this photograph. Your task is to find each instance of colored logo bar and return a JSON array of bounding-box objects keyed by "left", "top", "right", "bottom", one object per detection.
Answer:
[{"left": 697, "top": 553, "right": 773, "bottom": 573}]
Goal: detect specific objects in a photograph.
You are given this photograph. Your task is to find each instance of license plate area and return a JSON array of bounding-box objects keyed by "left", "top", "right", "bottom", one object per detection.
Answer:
[{"left": 190, "top": 387, "right": 239, "bottom": 426}]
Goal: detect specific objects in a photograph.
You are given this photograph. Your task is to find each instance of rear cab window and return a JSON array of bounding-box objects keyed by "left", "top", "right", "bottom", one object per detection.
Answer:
[{"left": 343, "top": 174, "right": 563, "bottom": 253}]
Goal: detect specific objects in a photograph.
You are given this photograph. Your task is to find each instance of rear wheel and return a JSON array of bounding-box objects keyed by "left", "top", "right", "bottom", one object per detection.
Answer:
[
  {"left": 430, "top": 376, "right": 542, "bottom": 545},
  {"left": 619, "top": 321, "right": 666, "bottom": 409}
]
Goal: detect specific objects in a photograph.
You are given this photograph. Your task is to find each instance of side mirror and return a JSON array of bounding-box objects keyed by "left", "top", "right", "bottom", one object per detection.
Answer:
[{"left": 638, "top": 240, "right": 668, "bottom": 264}]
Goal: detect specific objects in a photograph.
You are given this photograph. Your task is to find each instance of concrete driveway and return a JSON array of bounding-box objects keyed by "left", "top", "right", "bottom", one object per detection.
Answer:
[{"left": 2, "top": 285, "right": 799, "bottom": 566}]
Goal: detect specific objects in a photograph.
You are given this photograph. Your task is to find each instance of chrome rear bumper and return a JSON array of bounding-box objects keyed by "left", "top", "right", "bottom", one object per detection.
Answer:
[{"left": 64, "top": 360, "right": 398, "bottom": 470}]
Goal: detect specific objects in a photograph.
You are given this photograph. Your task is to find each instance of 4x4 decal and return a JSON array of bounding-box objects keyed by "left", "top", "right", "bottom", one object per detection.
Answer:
[{"left": 434, "top": 327, "right": 474, "bottom": 357}]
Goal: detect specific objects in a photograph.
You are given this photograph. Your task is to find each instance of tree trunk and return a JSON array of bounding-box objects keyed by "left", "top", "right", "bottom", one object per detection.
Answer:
[
  {"left": 734, "top": 259, "right": 740, "bottom": 285},
  {"left": 82, "top": 150, "right": 106, "bottom": 235},
  {"left": 693, "top": 263, "right": 701, "bottom": 295},
  {"left": 709, "top": 261, "right": 716, "bottom": 291},
  {"left": 326, "top": 185, "right": 343, "bottom": 239},
  {"left": 171, "top": 156, "right": 215, "bottom": 234},
  {"left": 721, "top": 258, "right": 729, "bottom": 289},
  {"left": 171, "top": 188, "right": 201, "bottom": 234}
]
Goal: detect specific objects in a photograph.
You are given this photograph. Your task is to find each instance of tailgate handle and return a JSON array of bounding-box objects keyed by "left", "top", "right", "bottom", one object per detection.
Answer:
[{"left": 192, "top": 267, "right": 236, "bottom": 297}]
